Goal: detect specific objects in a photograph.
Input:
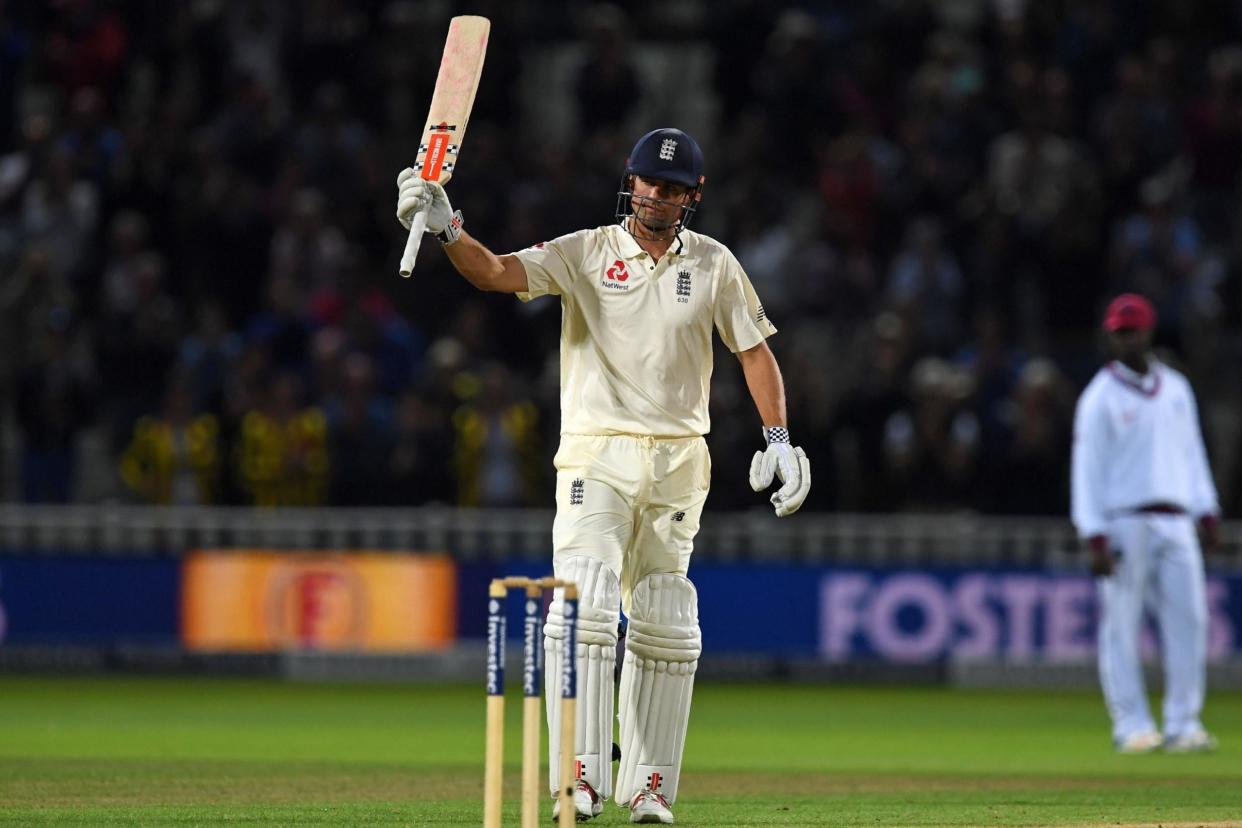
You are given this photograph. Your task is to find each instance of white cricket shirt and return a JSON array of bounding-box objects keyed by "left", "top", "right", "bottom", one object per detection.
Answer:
[
  {"left": 511, "top": 223, "right": 776, "bottom": 437},
  {"left": 1071, "top": 359, "right": 1219, "bottom": 538}
]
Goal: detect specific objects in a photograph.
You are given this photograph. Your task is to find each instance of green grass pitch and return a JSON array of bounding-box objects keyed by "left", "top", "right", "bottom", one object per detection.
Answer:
[{"left": 0, "top": 676, "right": 1239, "bottom": 826}]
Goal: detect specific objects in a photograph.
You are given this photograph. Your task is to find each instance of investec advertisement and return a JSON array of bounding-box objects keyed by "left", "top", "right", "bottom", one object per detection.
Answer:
[{"left": 688, "top": 565, "right": 1242, "bottom": 663}]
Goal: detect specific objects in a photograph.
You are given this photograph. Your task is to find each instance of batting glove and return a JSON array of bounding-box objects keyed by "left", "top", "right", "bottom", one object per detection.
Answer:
[
  {"left": 749, "top": 427, "right": 811, "bottom": 517},
  {"left": 396, "top": 169, "right": 454, "bottom": 234}
]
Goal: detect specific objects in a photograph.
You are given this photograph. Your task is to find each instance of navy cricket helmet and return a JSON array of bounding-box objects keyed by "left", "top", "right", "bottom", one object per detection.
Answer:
[
  {"left": 625, "top": 128, "right": 704, "bottom": 187},
  {"left": 616, "top": 128, "right": 706, "bottom": 235}
]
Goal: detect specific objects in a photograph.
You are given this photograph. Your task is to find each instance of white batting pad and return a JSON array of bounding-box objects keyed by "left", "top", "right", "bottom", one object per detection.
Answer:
[
  {"left": 615, "top": 573, "right": 701, "bottom": 805},
  {"left": 545, "top": 556, "right": 620, "bottom": 799}
]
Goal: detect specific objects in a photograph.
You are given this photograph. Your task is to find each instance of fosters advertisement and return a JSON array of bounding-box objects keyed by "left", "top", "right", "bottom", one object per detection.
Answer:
[
  {"left": 182, "top": 551, "right": 456, "bottom": 652},
  {"left": 687, "top": 565, "right": 1242, "bottom": 662},
  {"left": 817, "top": 570, "right": 1237, "bottom": 662}
]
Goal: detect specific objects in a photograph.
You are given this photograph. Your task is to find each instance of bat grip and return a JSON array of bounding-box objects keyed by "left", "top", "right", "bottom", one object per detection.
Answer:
[{"left": 399, "top": 209, "right": 430, "bottom": 277}]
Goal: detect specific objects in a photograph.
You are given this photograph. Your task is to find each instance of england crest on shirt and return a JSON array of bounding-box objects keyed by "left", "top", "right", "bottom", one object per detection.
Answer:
[{"left": 676, "top": 269, "right": 692, "bottom": 303}]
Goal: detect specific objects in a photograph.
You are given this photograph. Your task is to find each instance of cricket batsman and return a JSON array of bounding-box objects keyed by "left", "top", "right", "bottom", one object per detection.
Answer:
[
  {"left": 1071, "top": 293, "right": 1221, "bottom": 754},
  {"left": 397, "top": 127, "right": 810, "bottom": 823}
]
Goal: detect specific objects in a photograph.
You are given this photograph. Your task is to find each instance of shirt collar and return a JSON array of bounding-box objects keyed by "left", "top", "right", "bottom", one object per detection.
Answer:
[
  {"left": 609, "top": 223, "right": 648, "bottom": 260},
  {"left": 1108, "top": 359, "right": 1161, "bottom": 395},
  {"left": 608, "top": 221, "right": 687, "bottom": 262}
]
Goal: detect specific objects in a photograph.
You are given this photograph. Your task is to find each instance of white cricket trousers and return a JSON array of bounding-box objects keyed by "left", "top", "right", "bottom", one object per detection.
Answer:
[
  {"left": 1097, "top": 512, "right": 1208, "bottom": 740},
  {"left": 551, "top": 433, "right": 710, "bottom": 612}
]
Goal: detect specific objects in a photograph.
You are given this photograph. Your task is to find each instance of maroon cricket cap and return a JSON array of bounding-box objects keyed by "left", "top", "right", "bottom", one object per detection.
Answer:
[{"left": 1102, "top": 293, "right": 1156, "bottom": 332}]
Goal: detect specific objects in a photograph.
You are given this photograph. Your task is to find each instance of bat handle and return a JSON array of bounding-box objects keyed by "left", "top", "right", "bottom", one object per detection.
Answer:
[{"left": 399, "top": 209, "right": 430, "bottom": 278}]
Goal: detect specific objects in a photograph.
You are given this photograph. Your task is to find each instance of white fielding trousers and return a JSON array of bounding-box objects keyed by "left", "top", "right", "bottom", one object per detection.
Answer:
[{"left": 1097, "top": 512, "right": 1208, "bottom": 741}]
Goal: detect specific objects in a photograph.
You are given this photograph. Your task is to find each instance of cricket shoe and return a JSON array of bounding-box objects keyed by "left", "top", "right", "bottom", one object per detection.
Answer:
[
  {"left": 628, "top": 789, "right": 674, "bottom": 824},
  {"left": 1114, "top": 730, "right": 1162, "bottom": 754},
  {"left": 1163, "top": 729, "right": 1218, "bottom": 753},
  {"left": 552, "top": 779, "right": 602, "bottom": 822}
]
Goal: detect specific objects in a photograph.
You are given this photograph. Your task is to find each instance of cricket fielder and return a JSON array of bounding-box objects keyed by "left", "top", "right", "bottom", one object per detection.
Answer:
[
  {"left": 397, "top": 128, "right": 810, "bottom": 823},
  {"left": 1071, "top": 293, "right": 1221, "bottom": 754}
]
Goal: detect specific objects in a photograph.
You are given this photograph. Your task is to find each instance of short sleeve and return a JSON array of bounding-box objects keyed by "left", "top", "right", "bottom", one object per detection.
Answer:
[
  {"left": 511, "top": 230, "right": 590, "bottom": 302},
  {"left": 714, "top": 253, "right": 777, "bottom": 352}
]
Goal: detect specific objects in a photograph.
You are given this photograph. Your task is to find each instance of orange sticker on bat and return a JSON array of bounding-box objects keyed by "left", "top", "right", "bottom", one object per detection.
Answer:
[{"left": 422, "top": 132, "right": 451, "bottom": 180}]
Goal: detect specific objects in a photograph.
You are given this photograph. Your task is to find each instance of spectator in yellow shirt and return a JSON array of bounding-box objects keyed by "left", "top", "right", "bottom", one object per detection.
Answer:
[
  {"left": 120, "top": 377, "right": 220, "bottom": 505},
  {"left": 235, "top": 372, "right": 328, "bottom": 506}
]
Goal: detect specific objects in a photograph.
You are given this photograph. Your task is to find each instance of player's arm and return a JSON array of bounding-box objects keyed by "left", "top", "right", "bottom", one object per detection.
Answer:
[
  {"left": 1070, "top": 388, "right": 1113, "bottom": 575},
  {"left": 714, "top": 255, "right": 807, "bottom": 516},
  {"left": 441, "top": 230, "right": 529, "bottom": 293},
  {"left": 736, "top": 340, "right": 810, "bottom": 517},
  {"left": 736, "top": 340, "right": 786, "bottom": 428},
  {"left": 396, "top": 171, "right": 528, "bottom": 293},
  {"left": 1184, "top": 385, "right": 1222, "bottom": 551}
]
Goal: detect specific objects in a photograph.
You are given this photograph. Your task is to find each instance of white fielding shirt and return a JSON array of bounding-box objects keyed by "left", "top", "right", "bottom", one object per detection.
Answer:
[
  {"left": 512, "top": 223, "right": 776, "bottom": 438},
  {"left": 1071, "top": 359, "right": 1219, "bottom": 539}
]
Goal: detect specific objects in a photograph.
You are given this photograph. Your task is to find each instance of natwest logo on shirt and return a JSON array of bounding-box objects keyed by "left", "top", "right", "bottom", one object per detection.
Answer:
[{"left": 601, "top": 259, "right": 631, "bottom": 291}]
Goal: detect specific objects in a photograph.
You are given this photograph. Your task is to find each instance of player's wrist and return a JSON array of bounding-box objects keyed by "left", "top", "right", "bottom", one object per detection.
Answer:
[
  {"left": 436, "top": 209, "right": 464, "bottom": 245},
  {"left": 762, "top": 426, "right": 790, "bottom": 445}
]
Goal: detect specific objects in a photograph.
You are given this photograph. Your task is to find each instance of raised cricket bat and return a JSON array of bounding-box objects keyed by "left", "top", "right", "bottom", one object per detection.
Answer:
[{"left": 399, "top": 15, "right": 490, "bottom": 277}]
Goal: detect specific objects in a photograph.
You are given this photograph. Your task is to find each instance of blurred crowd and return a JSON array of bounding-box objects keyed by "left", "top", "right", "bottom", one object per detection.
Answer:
[{"left": 3, "top": 0, "right": 1242, "bottom": 515}]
